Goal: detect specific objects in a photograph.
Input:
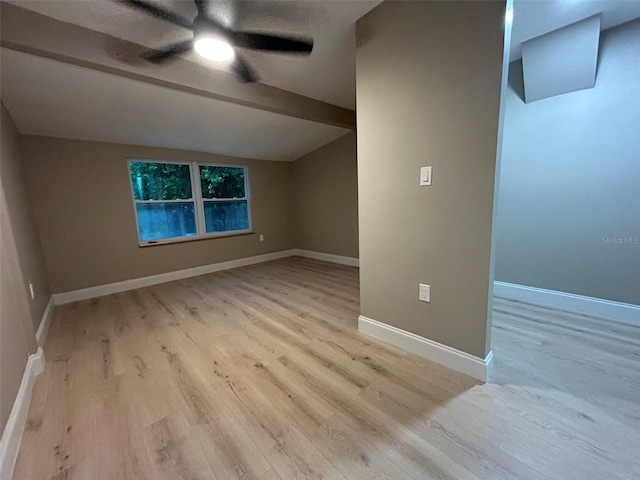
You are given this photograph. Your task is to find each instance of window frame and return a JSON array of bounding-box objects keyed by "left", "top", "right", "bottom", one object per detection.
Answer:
[
  {"left": 127, "top": 158, "right": 252, "bottom": 246},
  {"left": 197, "top": 162, "right": 252, "bottom": 239}
]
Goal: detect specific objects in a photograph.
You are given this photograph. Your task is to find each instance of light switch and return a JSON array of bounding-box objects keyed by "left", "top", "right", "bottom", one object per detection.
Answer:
[{"left": 420, "top": 166, "right": 432, "bottom": 186}]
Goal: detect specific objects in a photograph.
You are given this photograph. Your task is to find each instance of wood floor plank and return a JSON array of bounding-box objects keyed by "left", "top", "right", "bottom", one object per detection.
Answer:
[
  {"left": 259, "top": 467, "right": 283, "bottom": 480},
  {"left": 212, "top": 369, "right": 348, "bottom": 480},
  {"left": 12, "top": 257, "right": 640, "bottom": 479},
  {"left": 142, "top": 412, "right": 219, "bottom": 480},
  {"left": 149, "top": 329, "right": 272, "bottom": 480},
  {"left": 499, "top": 421, "right": 637, "bottom": 480},
  {"left": 273, "top": 355, "right": 481, "bottom": 480},
  {"left": 309, "top": 413, "right": 424, "bottom": 480},
  {"left": 358, "top": 378, "right": 507, "bottom": 447}
]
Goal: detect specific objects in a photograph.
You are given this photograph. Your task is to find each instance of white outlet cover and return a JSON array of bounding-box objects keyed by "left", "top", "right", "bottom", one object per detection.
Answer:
[
  {"left": 259, "top": 234, "right": 264, "bottom": 242},
  {"left": 419, "top": 283, "right": 431, "bottom": 303}
]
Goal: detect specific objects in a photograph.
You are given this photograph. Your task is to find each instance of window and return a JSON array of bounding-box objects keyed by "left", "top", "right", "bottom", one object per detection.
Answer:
[
  {"left": 199, "top": 165, "right": 250, "bottom": 234},
  {"left": 128, "top": 160, "right": 251, "bottom": 245}
]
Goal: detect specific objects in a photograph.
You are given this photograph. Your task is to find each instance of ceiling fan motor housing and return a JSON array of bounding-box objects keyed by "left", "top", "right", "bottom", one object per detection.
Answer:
[{"left": 193, "top": 15, "right": 227, "bottom": 43}]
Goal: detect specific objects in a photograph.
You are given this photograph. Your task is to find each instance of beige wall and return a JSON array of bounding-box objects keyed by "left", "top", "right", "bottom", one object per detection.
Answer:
[
  {"left": 356, "top": 1, "right": 505, "bottom": 358},
  {"left": 1, "top": 103, "right": 50, "bottom": 433},
  {"left": 292, "top": 132, "right": 358, "bottom": 258},
  {"left": 22, "top": 136, "right": 296, "bottom": 293}
]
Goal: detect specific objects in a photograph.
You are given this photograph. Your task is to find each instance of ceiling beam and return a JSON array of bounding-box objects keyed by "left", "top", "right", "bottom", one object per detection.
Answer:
[{"left": 0, "top": 3, "right": 356, "bottom": 130}]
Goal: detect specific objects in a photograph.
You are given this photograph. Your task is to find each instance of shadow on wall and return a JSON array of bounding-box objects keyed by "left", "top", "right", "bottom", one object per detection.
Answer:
[{"left": 508, "top": 59, "right": 526, "bottom": 102}]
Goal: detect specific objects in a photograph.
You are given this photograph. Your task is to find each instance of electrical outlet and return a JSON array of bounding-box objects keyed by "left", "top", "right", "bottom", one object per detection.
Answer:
[
  {"left": 259, "top": 234, "right": 264, "bottom": 242},
  {"left": 419, "top": 283, "right": 431, "bottom": 303},
  {"left": 29, "top": 282, "right": 35, "bottom": 300}
]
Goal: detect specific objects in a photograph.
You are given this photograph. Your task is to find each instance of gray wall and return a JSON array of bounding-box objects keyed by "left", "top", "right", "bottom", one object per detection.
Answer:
[
  {"left": 22, "top": 136, "right": 296, "bottom": 293},
  {"left": 0, "top": 103, "right": 50, "bottom": 434},
  {"left": 292, "top": 132, "right": 359, "bottom": 258},
  {"left": 495, "top": 20, "right": 640, "bottom": 306},
  {"left": 356, "top": 1, "right": 506, "bottom": 359}
]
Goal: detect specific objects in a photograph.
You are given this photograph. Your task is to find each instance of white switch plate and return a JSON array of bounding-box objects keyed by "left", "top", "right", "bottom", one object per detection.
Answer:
[
  {"left": 420, "top": 166, "right": 432, "bottom": 186},
  {"left": 259, "top": 234, "right": 264, "bottom": 242},
  {"left": 419, "top": 283, "right": 431, "bottom": 302}
]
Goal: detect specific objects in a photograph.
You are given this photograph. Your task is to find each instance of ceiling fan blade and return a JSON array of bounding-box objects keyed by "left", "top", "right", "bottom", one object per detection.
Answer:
[
  {"left": 117, "top": 0, "right": 193, "bottom": 30},
  {"left": 232, "top": 54, "right": 259, "bottom": 83},
  {"left": 141, "top": 40, "right": 193, "bottom": 64},
  {"left": 231, "top": 32, "right": 313, "bottom": 54}
]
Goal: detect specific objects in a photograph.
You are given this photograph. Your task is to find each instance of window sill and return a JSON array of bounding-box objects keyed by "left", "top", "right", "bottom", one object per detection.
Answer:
[{"left": 138, "top": 230, "right": 255, "bottom": 248}]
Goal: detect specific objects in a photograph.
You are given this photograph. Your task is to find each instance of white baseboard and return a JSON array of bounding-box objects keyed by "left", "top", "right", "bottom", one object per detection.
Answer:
[
  {"left": 0, "top": 347, "right": 45, "bottom": 480},
  {"left": 493, "top": 281, "right": 640, "bottom": 327},
  {"left": 295, "top": 249, "right": 359, "bottom": 267},
  {"left": 358, "top": 315, "right": 492, "bottom": 382},
  {"left": 35, "top": 296, "right": 55, "bottom": 347},
  {"left": 52, "top": 249, "right": 359, "bottom": 305},
  {"left": 53, "top": 249, "right": 298, "bottom": 305}
]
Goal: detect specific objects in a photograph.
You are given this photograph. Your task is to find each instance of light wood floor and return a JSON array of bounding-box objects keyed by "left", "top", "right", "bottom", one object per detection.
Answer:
[{"left": 13, "top": 257, "right": 640, "bottom": 479}]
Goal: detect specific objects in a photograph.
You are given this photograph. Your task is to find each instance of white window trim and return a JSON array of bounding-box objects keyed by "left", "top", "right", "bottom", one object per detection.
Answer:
[
  {"left": 198, "top": 161, "right": 252, "bottom": 240},
  {"left": 128, "top": 158, "right": 252, "bottom": 246}
]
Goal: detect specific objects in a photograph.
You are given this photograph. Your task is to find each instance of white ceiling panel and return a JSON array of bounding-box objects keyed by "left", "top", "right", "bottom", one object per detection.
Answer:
[
  {"left": 522, "top": 15, "right": 600, "bottom": 102},
  {"left": 1, "top": 48, "right": 350, "bottom": 161},
  {"left": 511, "top": 0, "right": 640, "bottom": 60}
]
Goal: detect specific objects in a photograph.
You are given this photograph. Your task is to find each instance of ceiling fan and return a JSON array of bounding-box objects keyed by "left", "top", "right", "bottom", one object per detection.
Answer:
[{"left": 117, "top": 0, "right": 314, "bottom": 83}]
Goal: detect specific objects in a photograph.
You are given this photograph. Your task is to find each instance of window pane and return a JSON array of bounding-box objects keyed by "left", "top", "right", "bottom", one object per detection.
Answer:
[
  {"left": 200, "top": 165, "right": 246, "bottom": 199},
  {"left": 130, "top": 161, "right": 193, "bottom": 201},
  {"left": 204, "top": 200, "right": 249, "bottom": 233},
  {"left": 136, "top": 202, "right": 197, "bottom": 241}
]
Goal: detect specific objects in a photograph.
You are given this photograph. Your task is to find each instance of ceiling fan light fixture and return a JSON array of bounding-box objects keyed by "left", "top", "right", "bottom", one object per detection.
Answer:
[
  {"left": 194, "top": 36, "right": 235, "bottom": 62},
  {"left": 119, "top": 0, "right": 313, "bottom": 82}
]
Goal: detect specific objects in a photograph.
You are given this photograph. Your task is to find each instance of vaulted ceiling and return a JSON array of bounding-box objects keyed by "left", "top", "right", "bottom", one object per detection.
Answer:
[
  {"left": 6, "top": 0, "right": 639, "bottom": 161},
  {"left": 1, "top": 1, "right": 380, "bottom": 161},
  {"left": 5, "top": 0, "right": 381, "bottom": 109}
]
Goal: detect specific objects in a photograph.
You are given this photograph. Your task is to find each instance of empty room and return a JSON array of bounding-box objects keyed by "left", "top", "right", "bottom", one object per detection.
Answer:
[{"left": 1, "top": 1, "right": 638, "bottom": 479}]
